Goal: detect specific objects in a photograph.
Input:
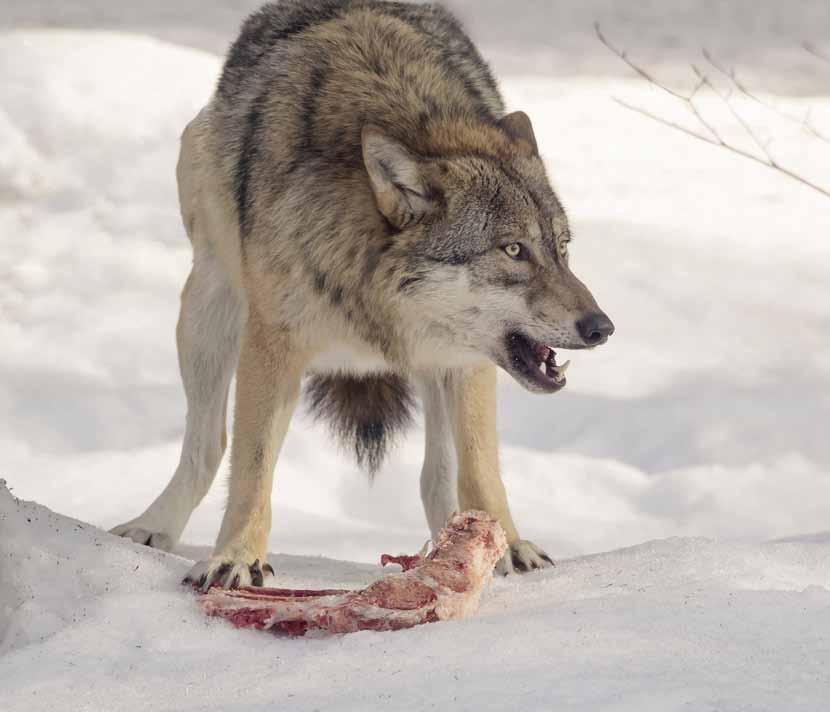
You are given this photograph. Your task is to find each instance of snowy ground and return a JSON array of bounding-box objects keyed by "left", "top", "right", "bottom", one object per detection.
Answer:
[
  {"left": 4, "top": 484, "right": 830, "bottom": 711},
  {"left": 1, "top": 5, "right": 830, "bottom": 711}
]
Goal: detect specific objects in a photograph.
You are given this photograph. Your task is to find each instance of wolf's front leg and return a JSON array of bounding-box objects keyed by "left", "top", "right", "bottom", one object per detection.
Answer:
[
  {"left": 451, "top": 362, "right": 554, "bottom": 575},
  {"left": 184, "top": 316, "right": 307, "bottom": 591}
]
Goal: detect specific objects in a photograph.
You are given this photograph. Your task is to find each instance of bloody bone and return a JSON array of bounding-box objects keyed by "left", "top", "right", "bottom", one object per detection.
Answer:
[
  {"left": 379, "top": 539, "right": 431, "bottom": 572},
  {"left": 198, "top": 511, "right": 507, "bottom": 636},
  {"left": 379, "top": 552, "right": 423, "bottom": 572}
]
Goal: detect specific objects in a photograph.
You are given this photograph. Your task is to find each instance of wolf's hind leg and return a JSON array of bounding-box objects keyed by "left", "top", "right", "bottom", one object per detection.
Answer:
[
  {"left": 110, "top": 251, "right": 244, "bottom": 550},
  {"left": 418, "top": 373, "right": 460, "bottom": 538},
  {"left": 184, "top": 314, "right": 307, "bottom": 590}
]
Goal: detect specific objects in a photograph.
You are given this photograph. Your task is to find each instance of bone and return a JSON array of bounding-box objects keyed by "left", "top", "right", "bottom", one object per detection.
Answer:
[{"left": 197, "top": 511, "right": 507, "bottom": 636}]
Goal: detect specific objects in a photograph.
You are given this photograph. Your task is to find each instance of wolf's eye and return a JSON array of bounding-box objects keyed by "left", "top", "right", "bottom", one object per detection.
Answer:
[
  {"left": 558, "top": 240, "right": 570, "bottom": 258},
  {"left": 503, "top": 243, "right": 526, "bottom": 260}
]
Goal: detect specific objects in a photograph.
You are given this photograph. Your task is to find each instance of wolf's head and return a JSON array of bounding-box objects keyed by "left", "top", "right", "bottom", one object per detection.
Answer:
[{"left": 362, "top": 112, "right": 614, "bottom": 393}]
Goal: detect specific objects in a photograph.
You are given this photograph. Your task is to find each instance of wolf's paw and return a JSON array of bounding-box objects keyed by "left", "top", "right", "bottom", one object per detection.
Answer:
[
  {"left": 183, "top": 557, "right": 274, "bottom": 592},
  {"left": 496, "top": 540, "right": 555, "bottom": 575},
  {"left": 110, "top": 522, "right": 176, "bottom": 552}
]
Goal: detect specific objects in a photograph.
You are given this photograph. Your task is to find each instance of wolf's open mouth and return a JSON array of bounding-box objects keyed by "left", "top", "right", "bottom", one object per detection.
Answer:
[{"left": 504, "top": 331, "right": 570, "bottom": 393}]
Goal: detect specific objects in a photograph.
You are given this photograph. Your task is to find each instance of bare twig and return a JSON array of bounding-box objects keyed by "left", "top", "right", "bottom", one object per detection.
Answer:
[
  {"left": 595, "top": 23, "right": 830, "bottom": 199},
  {"left": 595, "top": 25, "right": 719, "bottom": 141},
  {"left": 691, "top": 64, "right": 778, "bottom": 165},
  {"left": 803, "top": 42, "right": 830, "bottom": 65},
  {"left": 703, "top": 49, "right": 829, "bottom": 143},
  {"left": 612, "top": 99, "right": 829, "bottom": 198},
  {"left": 594, "top": 23, "right": 687, "bottom": 101}
]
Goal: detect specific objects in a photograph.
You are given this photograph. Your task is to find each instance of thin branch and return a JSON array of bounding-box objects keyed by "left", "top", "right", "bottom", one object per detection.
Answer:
[
  {"left": 612, "top": 98, "right": 830, "bottom": 198},
  {"left": 703, "top": 48, "right": 829, "bottom": 143},
  {"left": 686, "top": 72, "right": 726, "bottom": 143},
  {"left": 595, "top": 24, "right": 830, "bottom": 200},
  {"left": 595, "top": 24, "right": 721, "bottom": 141},
  {"left": 691, "top": 64, "right": 778, "bottom": 166},
  {"left": 595, "top": 23, "right": 687, "bottom": 101},
  {"left": 612, "top": 98, "right": 716, "bottom": 145},
  {"left": 803, "top": 42, "right": 830, "bottom": 65}
]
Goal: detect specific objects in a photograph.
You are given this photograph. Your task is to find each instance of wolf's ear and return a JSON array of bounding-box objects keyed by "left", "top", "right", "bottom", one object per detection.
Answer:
[
  {"left": 498, "top": 111, "right": 539, "bottom": 157},
  {"left": 362, "top": 127, "right": 433, "bottom": 230}
]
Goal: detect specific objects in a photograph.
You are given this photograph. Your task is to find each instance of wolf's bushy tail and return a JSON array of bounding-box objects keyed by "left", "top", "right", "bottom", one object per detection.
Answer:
[{"left": 304, "top": 374, "right": 415, "bottom": 475}]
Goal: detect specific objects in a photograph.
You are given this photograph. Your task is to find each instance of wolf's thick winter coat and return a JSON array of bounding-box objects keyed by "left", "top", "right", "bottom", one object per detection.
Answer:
[{"left": 111, "top": 0, "right": 614, "bottom": 587}]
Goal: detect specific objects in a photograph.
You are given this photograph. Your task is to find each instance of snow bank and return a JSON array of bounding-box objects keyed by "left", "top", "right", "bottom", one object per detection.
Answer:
[{"left": 3, "top": 483, "right": 830, "bottom": 711}]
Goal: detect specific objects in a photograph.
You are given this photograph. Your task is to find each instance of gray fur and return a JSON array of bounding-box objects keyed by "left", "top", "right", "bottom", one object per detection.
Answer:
[{"left": 113, "top": 0, "right": 614, "bottom": 585}]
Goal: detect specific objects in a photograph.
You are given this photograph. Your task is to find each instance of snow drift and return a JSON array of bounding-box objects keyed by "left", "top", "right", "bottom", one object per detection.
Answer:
[{"left": 3, "top": 483, "right": 830, "bottom": 710}]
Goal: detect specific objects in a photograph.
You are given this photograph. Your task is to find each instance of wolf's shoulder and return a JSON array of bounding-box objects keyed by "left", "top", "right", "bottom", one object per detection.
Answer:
[{"left": 217, "top": 1, "right": 480, "bottom": 99}]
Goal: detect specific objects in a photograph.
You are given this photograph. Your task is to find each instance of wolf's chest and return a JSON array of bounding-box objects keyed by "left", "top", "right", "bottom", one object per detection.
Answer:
[{"left": 308, "top": 343, "right": 392, "bottom": 376}]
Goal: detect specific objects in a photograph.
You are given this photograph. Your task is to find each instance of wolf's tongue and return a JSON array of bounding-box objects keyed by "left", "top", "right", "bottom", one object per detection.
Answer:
[{"left": 535, "top": 344, "right": 551, "bottom": 364}]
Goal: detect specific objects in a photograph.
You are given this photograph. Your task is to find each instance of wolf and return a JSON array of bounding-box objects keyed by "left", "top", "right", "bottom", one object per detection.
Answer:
[{"left": 111, "top": 0, "right": 614, "bottom": 588}]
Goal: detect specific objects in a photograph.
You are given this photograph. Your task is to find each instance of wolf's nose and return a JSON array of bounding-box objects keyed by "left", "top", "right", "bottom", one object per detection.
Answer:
[{"left": 577, "top": 312, "right": 615, "bottom": 346}]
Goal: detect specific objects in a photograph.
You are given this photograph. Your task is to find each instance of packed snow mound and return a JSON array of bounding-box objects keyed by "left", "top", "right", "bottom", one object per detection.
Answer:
[{"left": 3, "top": 483, "right": 830, "bottom": 711}]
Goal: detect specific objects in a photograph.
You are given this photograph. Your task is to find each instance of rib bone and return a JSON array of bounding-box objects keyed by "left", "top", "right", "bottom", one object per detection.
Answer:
[{"left": 198, "top": 511, "right": 507, "bottom": 636}]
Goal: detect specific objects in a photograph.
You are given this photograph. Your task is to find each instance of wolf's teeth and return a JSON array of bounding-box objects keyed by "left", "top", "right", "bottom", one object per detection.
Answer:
[{"left": 551, "top": 360, "right": 571, "bottom": 383}]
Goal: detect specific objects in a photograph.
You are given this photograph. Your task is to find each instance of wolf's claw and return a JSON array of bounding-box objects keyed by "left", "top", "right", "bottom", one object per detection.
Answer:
[
  {"left": 495, "top": 540, "right": 555, "bottom": 575},
  {"left": 183, "top": 557, "right": 273, "bottom": 592},
  {"left": 110, "top": 523, "right": 175, "bottom": 552}
]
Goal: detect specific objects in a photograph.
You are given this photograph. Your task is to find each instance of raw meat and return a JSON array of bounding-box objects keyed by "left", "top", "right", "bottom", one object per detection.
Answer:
[{"left": 197, "top": 510, "right": 507, "bottom": 636}]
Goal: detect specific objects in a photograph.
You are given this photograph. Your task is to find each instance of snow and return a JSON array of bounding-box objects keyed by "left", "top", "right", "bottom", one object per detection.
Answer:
[
  {"left": 4, "top": 483, "right": 830, "bottom": 710},
  {"left": 1, "top": 12, "right": 829, "bottom": 711}
]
